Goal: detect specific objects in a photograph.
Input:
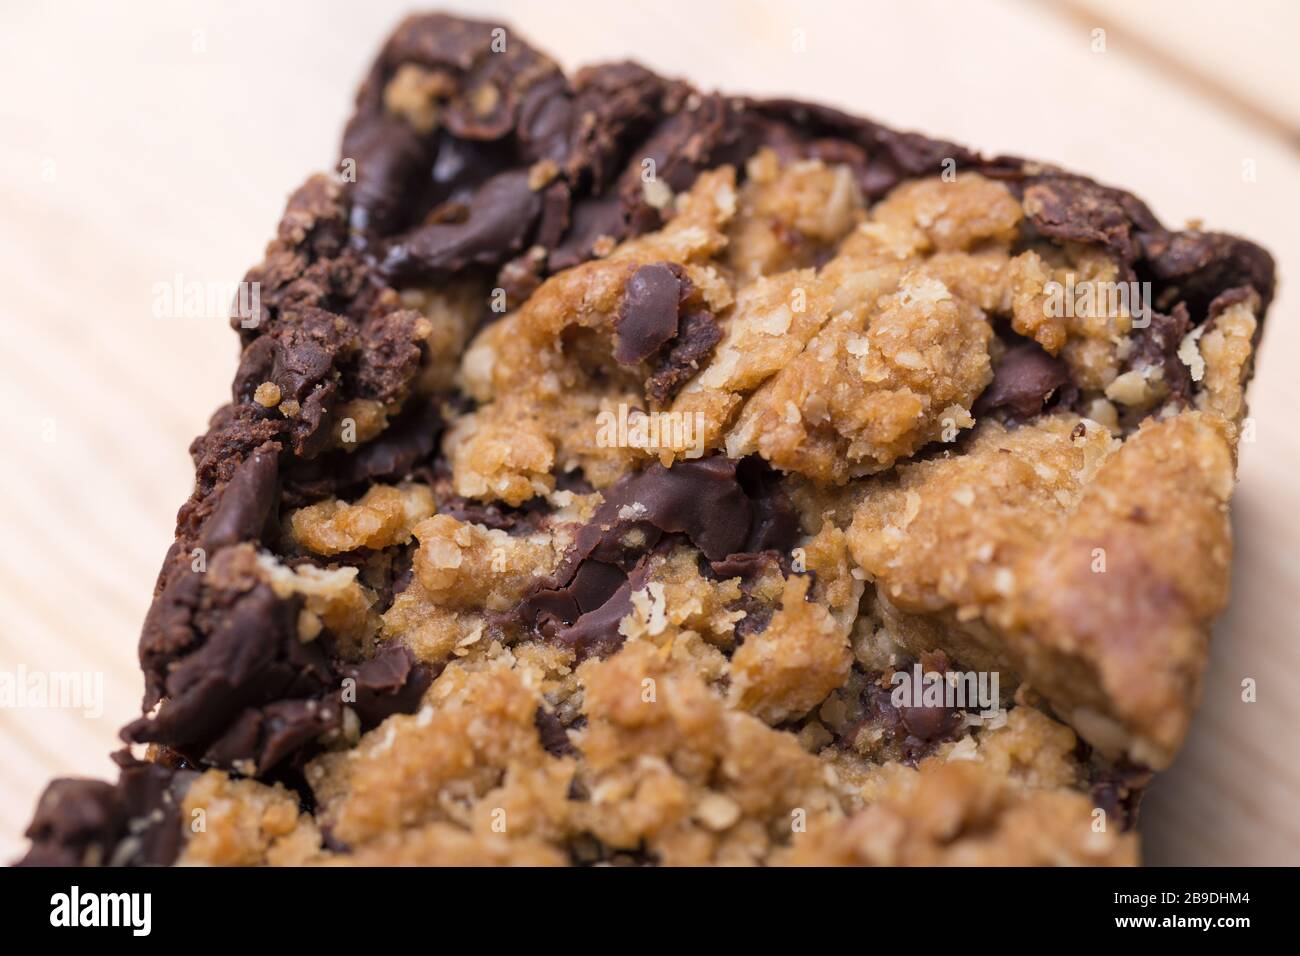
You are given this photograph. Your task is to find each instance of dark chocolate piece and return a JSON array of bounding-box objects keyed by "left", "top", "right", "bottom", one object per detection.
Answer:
[
  {"left": 644, "top": 310, "right": 722, "bottom": 405},
  {"left": 17, "top": 753, "right": 192, "bottom": 867},
  {"left": 976, "top": 343, "right": 1070, "bottom": 419},
  {"left": 283, "top": 396, "right": 445, "bottom": 505},
  {"left": 516, "top": 456, "right": 799, "bottom": 658},
  {"left": 200, "top": 441, "right": 281, "bottom": 551},
  {"left": 535, "top": 706, "right": 577, "bottom": 757},
  {"left": 1089, "top": 764, "right": 1153, "bottom": 832},
  {"left": 1126, "top": 303, "right": 1193, "bottom": 408},
  {"left": 381, "top": 169, "right": 544, "bottom": 280},
  {"left": 615, "top": 263, "right": 684, "bottom": 364},
  {"left": 338, "top": 645, "right": 436, "bottom": 729},
  {"left": 128, "top": 559, "right": 431, "bottom": 776}
]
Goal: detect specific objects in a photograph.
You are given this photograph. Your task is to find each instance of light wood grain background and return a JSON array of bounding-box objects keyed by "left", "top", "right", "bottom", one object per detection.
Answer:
[{"left": 2, "top": 0, "right": 1297, "bottom": 865}]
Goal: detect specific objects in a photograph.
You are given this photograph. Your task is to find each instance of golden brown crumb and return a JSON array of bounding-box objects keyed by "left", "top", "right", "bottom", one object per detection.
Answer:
[
  {"left": 289, "top": 484, "right": 435, "bottom": 555},
  {"left": 179, "top": 771, "right": 324, "bottom": 867}
]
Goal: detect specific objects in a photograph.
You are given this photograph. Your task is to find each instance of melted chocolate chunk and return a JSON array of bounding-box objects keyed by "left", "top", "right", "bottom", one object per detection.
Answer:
[
  {"left": 644, "top": 310, "right": 722, "bottom": 404},
  {"left": 261, "top": 307, "right": 355, "bottom": 458},
  {"left": 976, "top": 343, "right": 1070, "bottom": 420},
  {"left": 340, "top": 396, "right": 443, "bottom": 483},
  {"left": 431, "top": 456, "right": 555, "bottom": 535},
  {"left": 1127, "top": 304, "right": 1193, "bottom": 408},
  {"left": 339, "top": 645, "right": 436, "bottom": 729},
  {"left": 167, "top": 405, "right": 286, "bottom": 587},
  {"left": 711, "top": 549, "right": 785, "bottom": 641},
  {"left": 128, "top": 570, "right": 326, "bottom": 757},
  {"left": 232, "top": 304, "right": 428, "bottom": 464},
  {"left": 898, "top": 701, "right": 963, "bottom": 742},
  {"left": 612, "top": 262, "right": 721, "bottom": 404},
  {"left": 732, "top": 599, "right": 775, "bottom": 640},
  {"left": 615, "top": 263, "right": 685, "bottom": 364},
  {"left": 553, "top": 558, "right": 652, "bottom": 659},
  {"left": 200, "top": 441, "right": 281, "bottom": 551},
  {"left": 565, "top": 561, "right": 628, "bottom": 617},
  {"left": 559, "top": 62, "right": 672, "bottom": 192},
  {"left": 709, "top": 550, "right": 780, "bottom": 581},
  {"left": 128, "top": 559, "right": 431, "bottom": 776},
  {"left": 1089, "top": 764, "right": 1153, "bottom": 831},
  {"left": 515, "top": 456, "right": 798, "bottom": 658},
  {"left": 573, "top": 456, "right": 754, "bottom": 565},
  {"left": 349, "top": 310, "right": 428, "bottom": 406},
  {"left": 548, "top": 194, "right": 628, "bottom": 273},
  {"left": 859, "top": 679, "right": 962, "bottom": 764},
  {"left": 615, "top": 91, "right": 757, "bottom": 233},
  {"left": 438, "top": 497, "right": 540, "bottom": 534},
  {"left": 735, "top": 455, "right": 801, "bottom": 557},
  {"left": 17, "top": 753, "right": 193, "bottom": 867},
  {"left": 342, "top": 13, "right": 563, "bottom": 238},
  {"left": 555, "top": 467, "right": 595, "bottom": 495},
  {"left": 1141, "top": 231, "right": 1275, "bottom": 320},
  {"left": 283, "top": 396, "right": 444, "bottom": 505},
  {"left": 535, "top": 706, "right": 577, "bottom": 757},
  {"left": 1021, "top": 175, "right": 1156, "bottom": 264},
  {"left": 752, "top": 98, "right": 980, "bottom": 200},
  {"left": 342, "top": 110, "right": 436, "bottom": 236},
  {"left": 204, "top": 699, "right": 335, "bottom": 774},
  {"left": 381, "top": 169, "right": 543, "bottom": 280}
]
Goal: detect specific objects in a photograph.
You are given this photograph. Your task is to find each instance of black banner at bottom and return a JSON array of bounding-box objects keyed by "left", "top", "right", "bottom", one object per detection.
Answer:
[{"left": 0, "top": 865, "right": 1281, "bottom": 939}]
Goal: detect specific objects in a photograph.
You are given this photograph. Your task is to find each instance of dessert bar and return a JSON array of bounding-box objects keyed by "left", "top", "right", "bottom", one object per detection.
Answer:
[{"left": 19, "top": 12, "right": 1273, "bottom": 866}]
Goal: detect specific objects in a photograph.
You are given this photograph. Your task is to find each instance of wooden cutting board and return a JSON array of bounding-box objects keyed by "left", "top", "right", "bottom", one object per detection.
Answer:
[{"left": 2, "top": 0, "right": 1296, "bottom": 864}]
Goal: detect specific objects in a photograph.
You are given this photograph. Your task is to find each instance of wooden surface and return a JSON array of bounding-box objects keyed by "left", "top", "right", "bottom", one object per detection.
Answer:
[{"left": 2, "top": 0, "right": 1297, "bottom": 865}]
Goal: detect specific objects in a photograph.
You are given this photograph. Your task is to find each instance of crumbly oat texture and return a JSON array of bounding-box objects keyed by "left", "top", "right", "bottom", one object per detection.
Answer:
[{"left": 18, "top": 12, "right": 1274, "bottom": 867}]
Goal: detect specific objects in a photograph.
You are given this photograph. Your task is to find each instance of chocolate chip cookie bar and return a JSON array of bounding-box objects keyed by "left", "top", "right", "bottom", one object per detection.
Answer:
[{"left": 19, "top": 12, "right": 1273, "bottom": 867}]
